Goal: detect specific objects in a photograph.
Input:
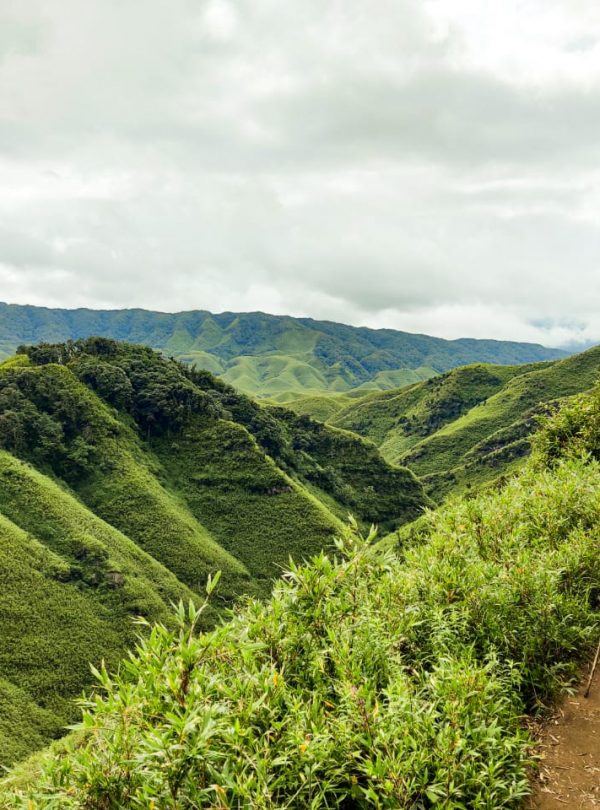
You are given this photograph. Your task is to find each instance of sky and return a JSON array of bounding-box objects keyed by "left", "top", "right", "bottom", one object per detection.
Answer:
[{"left": 1, "top": 1, "right": 599, "bottom": 348}]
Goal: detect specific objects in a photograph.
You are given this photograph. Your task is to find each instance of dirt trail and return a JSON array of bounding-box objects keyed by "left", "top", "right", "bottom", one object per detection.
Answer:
[{"left": 529, "top": 663, "right": 600, "bottom": 809}]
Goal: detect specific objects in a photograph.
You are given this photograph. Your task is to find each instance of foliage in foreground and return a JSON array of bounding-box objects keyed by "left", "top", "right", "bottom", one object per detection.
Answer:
[
  {"left": 6, "top": 443, "right": 600, "bottom": 808},
  {"left": 533, "top": 377, "right": 600, "bottom": 465}
]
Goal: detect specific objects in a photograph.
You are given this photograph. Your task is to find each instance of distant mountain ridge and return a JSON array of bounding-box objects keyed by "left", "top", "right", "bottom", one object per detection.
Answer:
[{"left": 0, "top": 303, "right": 568, "bottom": 396}]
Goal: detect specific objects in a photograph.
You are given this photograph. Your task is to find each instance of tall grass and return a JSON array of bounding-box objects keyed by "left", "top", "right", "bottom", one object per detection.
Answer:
[{"left": 8, "top": 441, "right": 600, "bottom": 808}]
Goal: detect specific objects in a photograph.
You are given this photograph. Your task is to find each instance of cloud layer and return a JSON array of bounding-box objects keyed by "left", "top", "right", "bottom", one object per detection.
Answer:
[{"left": 1, "top": 0, "right": 599, "bottom": 347}]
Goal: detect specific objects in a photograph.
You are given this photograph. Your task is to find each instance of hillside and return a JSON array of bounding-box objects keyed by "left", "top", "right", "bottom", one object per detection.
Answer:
[
  {"left": 320, "top": 346, "right": 600, "bottom": 500},
  {"left": 4, "top": 380, "right": 600, "bottom": 807},
  {"left": 0, "top": 303, "right": 567, "bottom": 396},
  {"left": 0, "top": 338, "right": 427, "bottom": 768}
]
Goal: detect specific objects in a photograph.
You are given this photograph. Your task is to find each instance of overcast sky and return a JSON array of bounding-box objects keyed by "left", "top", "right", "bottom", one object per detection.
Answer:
[{"left": 1, "top": 1, "right": 599, "bottom": 347}]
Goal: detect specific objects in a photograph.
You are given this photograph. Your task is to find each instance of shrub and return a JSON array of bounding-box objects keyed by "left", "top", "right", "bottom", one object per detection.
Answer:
[
  {"left": 11, "top": 452, "right": 600, "bottom": 808},
  {"left": 533, "top": 380, "right": 600, "bottom": 465}
]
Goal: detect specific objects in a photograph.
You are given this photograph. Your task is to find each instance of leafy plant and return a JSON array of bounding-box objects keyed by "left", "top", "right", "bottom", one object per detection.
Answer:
[
  {"left": 0, "top": 340, "right": 427, "bottom": 769},
  {"left": 8, "top": 441, "right": 600, "bottom": 807}
]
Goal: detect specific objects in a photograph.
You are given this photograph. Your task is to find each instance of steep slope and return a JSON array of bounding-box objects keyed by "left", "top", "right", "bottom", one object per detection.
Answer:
[
  {"left": 6, "top": 381, "right": 600, "bottom": 808},
  {"left": 327, "top": 346, "right": 600, "bottom": 500},
  {"left": 402, "top": 347, "right": 600, "bottom": 499},
  {"left": 0, "top": 302, "right": 567, "bottom": 396},
  {"left": 331, "top": 362, "right": 538, "bottom": 451},
  {"left": 0, "top": 354, "right": 250, "bottom": 598},
  {"left": 149, "top": 420, "right": 341, "bottom": 583},
  {"left": 0, "top": 452, "right": 194, "bottom": 766},
  {"left": 0, "top": 338, "right": 428, "bottom": 767}
]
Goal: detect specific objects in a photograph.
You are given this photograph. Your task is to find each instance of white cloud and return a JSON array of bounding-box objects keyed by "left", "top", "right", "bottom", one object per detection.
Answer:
[
  {"left": 203, "top": 0, "right": 238, "bottom": 41},
  {"left": 0, "top": 0, "right": 599, "bottom": 348}
]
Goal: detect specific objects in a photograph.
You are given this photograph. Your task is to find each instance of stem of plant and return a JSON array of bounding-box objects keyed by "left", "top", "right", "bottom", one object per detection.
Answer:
[{"left": 583, "top": 637, "right": 600, "bottom": 698}]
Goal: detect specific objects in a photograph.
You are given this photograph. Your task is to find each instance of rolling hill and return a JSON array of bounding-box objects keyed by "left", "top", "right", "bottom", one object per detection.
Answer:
[
  {"left": 0, "top": 338, "right": 427, "bottom": 768},
  {"left": 295, "top": 345, "right": 600, "bottom": 501},
  {"left": 0, "top": 302, "right": 567, "bottom": 396}
]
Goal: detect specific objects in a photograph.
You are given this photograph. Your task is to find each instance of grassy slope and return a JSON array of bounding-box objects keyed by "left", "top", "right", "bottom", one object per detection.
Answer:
[
  {"left": 0, "top": 359, "right": 250, "bottom": 598},
  {"left": 151, "top": 419, "right": 344, "bottom": 587},
  {"left": 220, "top": 354, "right": 331, "bottom": 397},
  {"left": 0, "top": 344, "right": 425, "bottom": 579},
  {"left": 222, "top": 360, "right": 438, "bottom": 399},
  {"left": 327, "top": 347, "right": 600, "bottom": 500},
  {"left": 6, "top": 447, "right": 600, "bottom": 806},
  {"left": 0, "top": 339, "right": 428, "bottom": 769},
  {"left": 263, "top": 408, "right": 428, "bottom": 532},
  {"left": 73, "top": 431, "right": 251, "bottom": 596},
  {"left": 0, "top": 453, "right": 194, "bottom": 765},
  {"left": 403, "top": 346, "right": 600, "bottom": 498},
  {"left": 271, "top": 392, "right": 358, "bottom": 421},
  {"left": 331, "top": 363, "right": 536, "bottom": 449},
  {"left": 0, "top": 302, "right": 567, "bottom": 396}
]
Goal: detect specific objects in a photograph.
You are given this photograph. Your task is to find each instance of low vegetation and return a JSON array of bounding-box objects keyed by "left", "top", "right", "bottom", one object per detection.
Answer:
[
  {"left": 0, "top": 338, "right": 426, "bottom": 768},
  {"left": 3, "top": 380, "right": 600, "bottom": 807},
  {"left": 0, "top": 452, "right": 193, "bottom": 767}
]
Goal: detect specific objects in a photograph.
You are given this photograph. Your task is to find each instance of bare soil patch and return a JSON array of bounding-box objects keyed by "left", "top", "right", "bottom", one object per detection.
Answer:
[{"left": 529, "top": 663, "right": 600, "bottom": 809}]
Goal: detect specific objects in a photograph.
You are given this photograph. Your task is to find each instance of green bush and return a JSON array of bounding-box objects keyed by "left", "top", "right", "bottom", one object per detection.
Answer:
[
  {"left": 9, "top": 449, "right": 600, "bottom": 808},
  {"left": 533, "top": 382, "right": 600, "bottom": 464}
]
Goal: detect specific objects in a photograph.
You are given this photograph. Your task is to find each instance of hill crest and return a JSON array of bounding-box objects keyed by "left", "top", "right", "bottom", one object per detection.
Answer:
[{"left": 0, "top": 302, "right": 568, "bottom": 397}]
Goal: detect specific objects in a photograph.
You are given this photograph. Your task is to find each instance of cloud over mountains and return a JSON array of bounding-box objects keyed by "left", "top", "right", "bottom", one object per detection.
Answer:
[{"left": 1, "top": 0, "right": 599, "bottom": 347}]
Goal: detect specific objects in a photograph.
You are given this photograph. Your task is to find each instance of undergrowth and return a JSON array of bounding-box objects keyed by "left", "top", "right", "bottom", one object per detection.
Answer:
[
  {"left": 4, "top": 369, "right": 600, "bottom": 808},
  {"left": 6, "top": 447, "right": 600, "bottom": 808}
]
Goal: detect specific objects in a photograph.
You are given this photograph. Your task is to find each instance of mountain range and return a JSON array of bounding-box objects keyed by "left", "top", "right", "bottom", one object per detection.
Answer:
[{"left": 0, "top": 303, "right": 568, "bottom": 397}]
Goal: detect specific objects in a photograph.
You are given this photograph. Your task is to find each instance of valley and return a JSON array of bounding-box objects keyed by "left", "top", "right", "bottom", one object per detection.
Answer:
[
  {"left": 0, "top": 337, "right": 426, "bottom": 768},
  {"left": 288, "top": 345, "right": 600, "bottom": 501},
  {"left": 1, "top": 333, "right": 599, "bottom": 807},
  {"left": 3, "top": 369, "right": 600, "bottom": 807}
]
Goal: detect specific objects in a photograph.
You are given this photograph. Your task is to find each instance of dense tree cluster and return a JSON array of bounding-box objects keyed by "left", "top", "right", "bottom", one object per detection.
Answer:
[
  {"left": 17, "top": 338, "right": 225, "bottom": 437},
  {"left": 0, "top": 365, "right": 111, "bottom": 475},
  {"left": 5, "top": 339, "right": 425, "bottom": 528}
]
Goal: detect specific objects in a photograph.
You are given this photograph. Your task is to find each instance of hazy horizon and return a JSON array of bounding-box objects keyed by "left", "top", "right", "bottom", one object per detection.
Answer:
[{"left": 1, "top": 299, "right": 590, "bottom": 351}]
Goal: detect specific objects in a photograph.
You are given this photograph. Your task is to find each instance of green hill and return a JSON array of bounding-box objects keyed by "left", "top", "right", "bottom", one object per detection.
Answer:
[
  {"left": 5, "top": 378, "right": 600, "bottom": 808},
  {"left": 270, "top": 391, "right": 360, "bottom": 421},
  {"left": 0, "top": 338, "right": 427, "bottom": 768},
  {"left": 326, "top": 346, "right": 600, "bottom": 500},
  {"left": 0, "top": 452, "right": 195, "bottom": 767},
  {"left": 0, "top": 302, "right": 567, "bottom": 396}
]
